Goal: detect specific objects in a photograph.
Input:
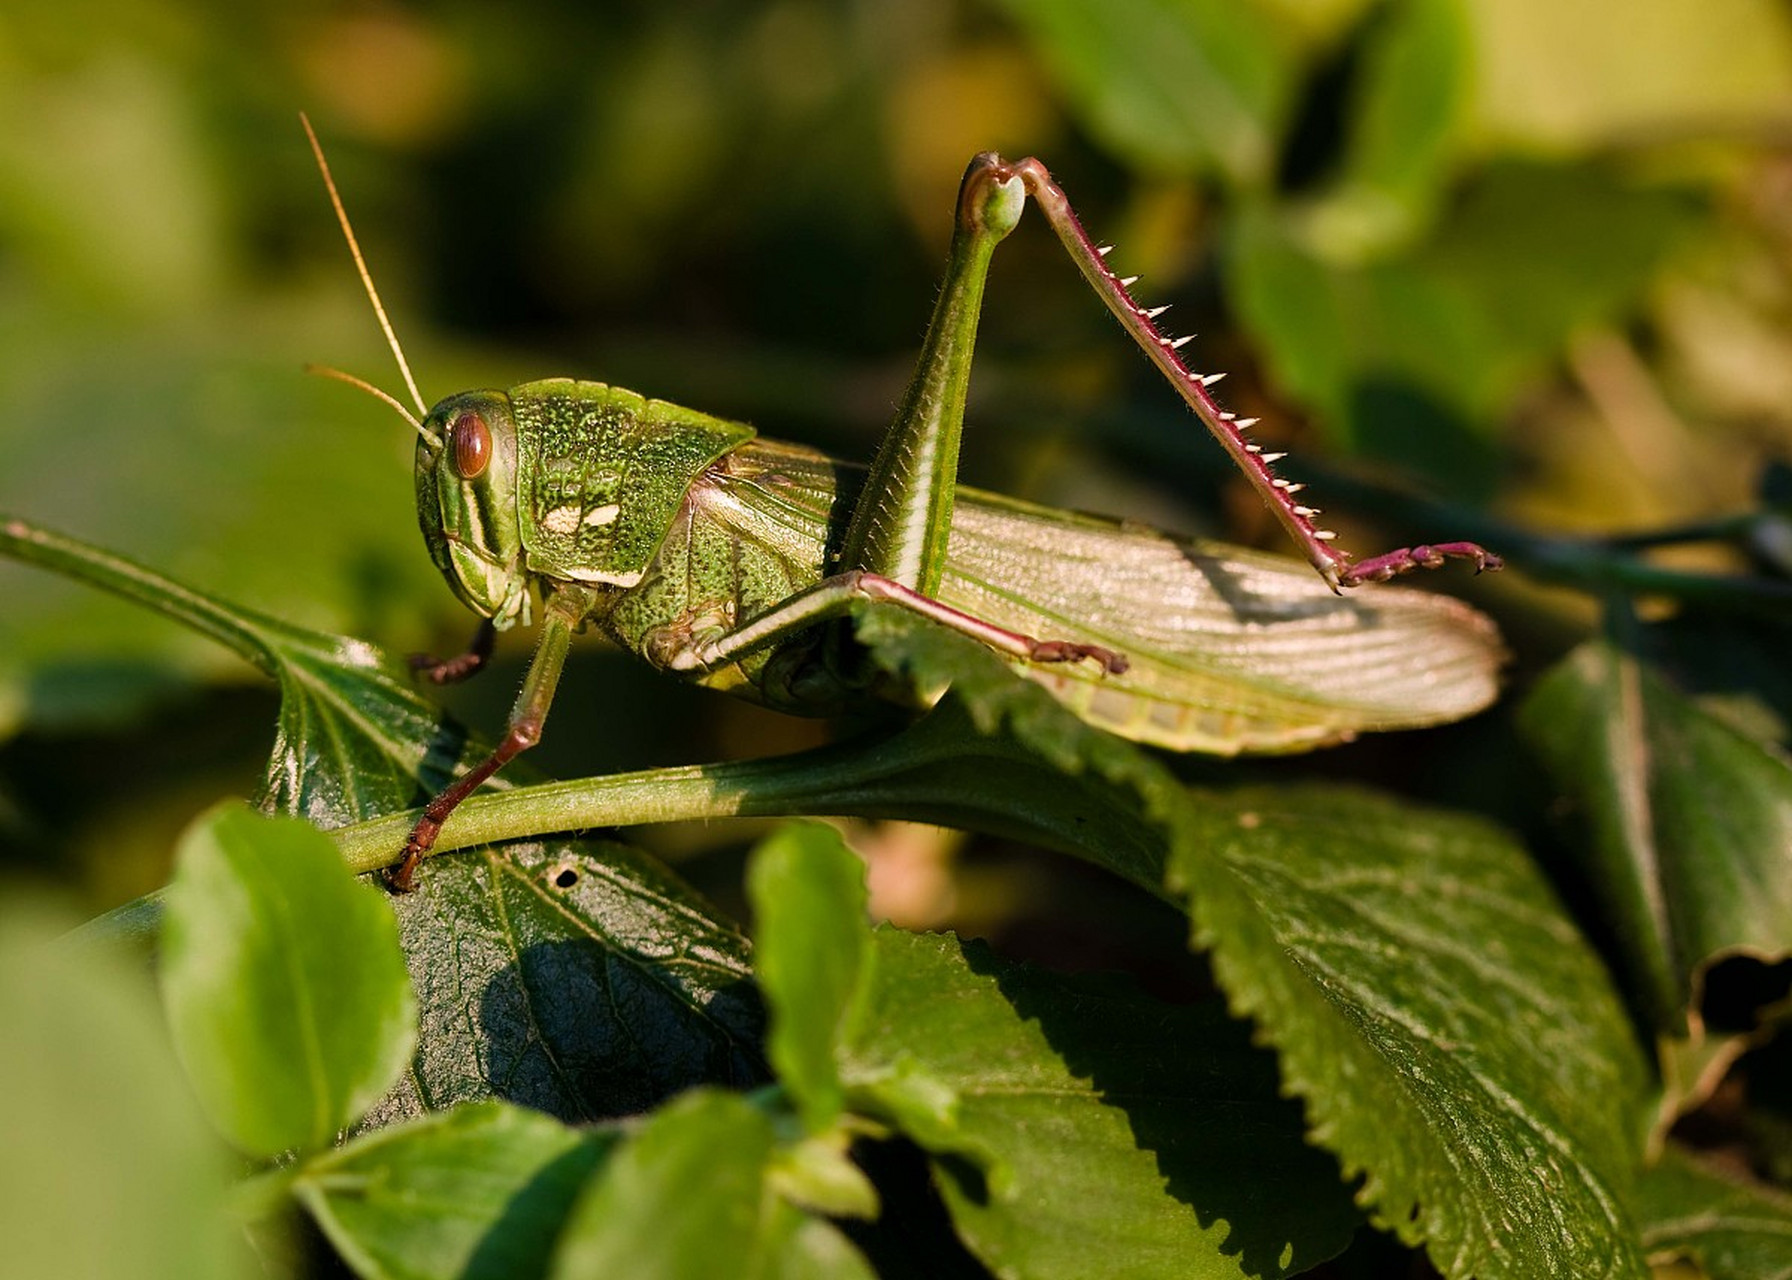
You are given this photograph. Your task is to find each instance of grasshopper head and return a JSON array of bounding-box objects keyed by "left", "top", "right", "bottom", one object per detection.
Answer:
[{"left": 416, "top": 390, "right": 533, "bottom": 630}]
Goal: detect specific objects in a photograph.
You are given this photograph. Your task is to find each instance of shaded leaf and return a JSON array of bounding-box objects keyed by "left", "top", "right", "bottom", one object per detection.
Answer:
[
  {"left": 1228, "top": 162, "right": 1700, "bottom": 484},
  {"left": 159, "top": 802, "right": 417, "bottom": 1155},
  {"left": 0, "top": 516, "right": 487, "bottom": 826},
  {"left": 1636, "top": 1145, "right": 1792, "bottom": 1278},
  {"left": 0, "top": 896, "right": 249, "bottom": 1280},
  {"left": 365, "top": 837, "right": 765, "bottom": 1128},
  {"left": 841, "top": 929, "right": 1360, "bottom": 1280},
  {"left": 1172, "top": 787, "right": 1651, "bottom": 1279},
  {"left": 989, "top": 0, "right": 1298, "bottom": 185},
  {"left": 745, "top": 822, "right": 872, "bottom": 1134},
  {"left": 548, "top": 1090, "right": 873, "bottom": 1280},
  {"left": 294, "top": 1100, "right": 615, "bottom": 1280},
  {"left": 850, "top": 605, "right": 1653, "bottom": 1279},
  {"left": 1307, "top": 0, "right": 1473, "bottom": 256},
  {"left": 1651, "top": 613, "right": 1792, "bottom": 754},
  {"left": 1520, "top": 640, "right": 1792, "bottom": 1034}
]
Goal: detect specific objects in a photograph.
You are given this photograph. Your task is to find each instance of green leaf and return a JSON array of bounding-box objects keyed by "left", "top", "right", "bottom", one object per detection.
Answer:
[
  {"left": 368, "top": 836, "right": 765, "bottom": 1127},
  {"left": 1652, "top": 613, "right": 1792, "bottom": 752},
  {"left": 1425, "top": 163, "right": 1703, "bottom": 365},
  {"left": 3, "top": 517, "right": 766, "bottom": 1125},
  {"left": 1228, "top": 162, "right": 1700, "bottom": 483},
  {"left": 159, "top": 802, "right": 418, "bottom": 1155},
  {"left": 1636, "top": 1145, "right": 1792, "bottom": 1278},
  {"left": 848, "top": 606, "right": 1654, "bottom": 1279},
  {"left": 1346, "top": 0, "right": 1472, "bottom": 202},
  {"left": 845, "top": 605, "right": 1179, "bottom": 895},
  {"left": 548, "top": 1090, "right": 873, "bottom": 1280},
  {"left": 0, "top": 517, "right": 492, "bottom": 826},
  {"left": 840, "top": 930, "right": 1360, "bottom": 1279},
  {"left": 1306, "top": 0, "right": 1474, "bottom": 257},
  {"left": 989, "top": 0, "right": 1298, "bottom": 185},
  {"left": 293, "top": 1100, "right": 616, "bottom": 1280},
  {"left": 1171, "top": 786, "right": 1652, "bottom": 1279},
  {"left": 768, "top": 1132, "right": 881, "bottom": 1221},
  {"left": 1520, "top": 640, "right": 1792, "bottom": 1034},
  {"left": 745, "top": 822, "right": 872, "bottom": 1134},
  {"left": 0, "top": 896, "right": 249, "bottom": 1280}
]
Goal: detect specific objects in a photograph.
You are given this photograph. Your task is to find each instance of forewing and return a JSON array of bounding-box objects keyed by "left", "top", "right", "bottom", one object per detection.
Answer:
[
  {"left": 940, "top": 490, "right": 1504, "bottom": 753},
  {"left": 704, "top": 441, "right": 1504, "bottom": 754}
]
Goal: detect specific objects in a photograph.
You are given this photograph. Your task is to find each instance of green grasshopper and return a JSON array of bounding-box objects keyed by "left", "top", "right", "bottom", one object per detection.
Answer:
[{"left": 302, "top": 120, "right": 1502, "bottom": 892}]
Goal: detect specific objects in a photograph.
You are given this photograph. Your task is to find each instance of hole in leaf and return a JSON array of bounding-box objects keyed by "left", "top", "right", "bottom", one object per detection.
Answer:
[
  {"left": 551, "top": 864, "right": 579, "bottom": 890},
  {"left": 1699, "top": 956, "right": 1792, "bottom": 1034}
]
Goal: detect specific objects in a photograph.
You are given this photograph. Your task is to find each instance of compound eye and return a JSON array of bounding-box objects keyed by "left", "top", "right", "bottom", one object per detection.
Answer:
[{"left": 451, "top": 410, "right": 491, "bottom": 479}]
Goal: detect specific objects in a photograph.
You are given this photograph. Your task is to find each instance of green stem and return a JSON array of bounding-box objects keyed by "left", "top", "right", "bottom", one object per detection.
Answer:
[
  {"left": 79, "top": 698, "right": 1171, "bottom": 945},
  {"left": 1595, "top": 513, "right": 1762, "bottom": 551},
  {"left": 334, "top": 700, "right": 1156, "bottom": 882},
  {"left": 0, "top": 515, "right": 280, "bottom": 675}
]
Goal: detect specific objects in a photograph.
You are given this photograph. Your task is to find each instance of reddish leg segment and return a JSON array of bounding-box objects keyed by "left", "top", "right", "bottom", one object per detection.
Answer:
[{"left": 388, "top": 587, "right": 593, "bottom": 891}]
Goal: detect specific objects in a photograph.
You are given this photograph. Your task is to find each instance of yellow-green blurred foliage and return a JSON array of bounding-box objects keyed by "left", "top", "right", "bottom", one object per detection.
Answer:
[{"left": 4, "top": 0, "right": 1791, "bottom": 901}]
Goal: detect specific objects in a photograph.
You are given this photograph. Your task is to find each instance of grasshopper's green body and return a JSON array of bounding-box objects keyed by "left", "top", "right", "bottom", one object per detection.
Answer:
[
  {"left": 417, "top": 388, "right": 1499, "bottom": 750},
  {"left": 303, "top": 125, "right": 1504, "bottom": 889}
]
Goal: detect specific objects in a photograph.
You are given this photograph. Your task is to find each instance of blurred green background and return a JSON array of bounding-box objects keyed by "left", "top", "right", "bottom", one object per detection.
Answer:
[{"left": 4, "top": 0, "right": 1792, "bottom": 916}]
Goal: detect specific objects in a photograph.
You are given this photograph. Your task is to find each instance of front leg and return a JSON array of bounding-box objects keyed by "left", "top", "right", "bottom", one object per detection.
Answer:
[
  {"left": 389, "top": 585, "right": 596, "bottom": 891},
  {"left": 410, "top": 617, "right": 497, "bottom": 685}
]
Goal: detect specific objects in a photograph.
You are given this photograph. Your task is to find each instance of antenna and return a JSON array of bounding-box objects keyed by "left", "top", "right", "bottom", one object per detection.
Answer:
[
  {"left": 305, "top": 363, "right": 442, "bottom": 448},
  {"left": 300, "top": 112, "right": 429, "bottom": 420}
]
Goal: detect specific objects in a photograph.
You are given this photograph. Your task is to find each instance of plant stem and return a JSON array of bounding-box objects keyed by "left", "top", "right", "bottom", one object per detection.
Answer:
[{"left": 332, "top": 702, "right": 1164, "bottom": 891}]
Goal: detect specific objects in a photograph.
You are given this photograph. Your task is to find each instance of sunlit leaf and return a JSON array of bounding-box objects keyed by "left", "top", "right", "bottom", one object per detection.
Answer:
[
  {"left": 1171, "top": 786, "right": 1651, "bottom": 1280},
  {"left": 1228, "top": 162, "right": 1700, "bottom": 486},
  {"left": 989, "top": 0, "right": 1297, "bottom": 184},
  {"left": 294, "top": 1101, "right": 615, "bottom": 1280},
  {"left": 744, "top": 822, "right": 872, "bottom": 1135},
  {"left": 0, "top": 896, "right": 249, "bottom": 1280},
  {"left": 160, "top": 803, "right": 417, "bottom": 1155},
  {"left": 1306, "top": 0, "right": 1473, "bottom": 257},
  {"left": 842, "top": 929, "right": 1360, "bottom": 1280},
  {"left": 1465, "top": 0, "right": 1792, "bottom": 150},
  {"left": 548, "top": 1090, "right": 874, "bottom": 1280}
]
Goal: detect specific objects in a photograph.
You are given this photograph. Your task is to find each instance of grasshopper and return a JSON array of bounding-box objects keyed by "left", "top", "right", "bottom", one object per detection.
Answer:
[{"left": 301, "top": 120, "right": 1502, "bottom": 892}]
